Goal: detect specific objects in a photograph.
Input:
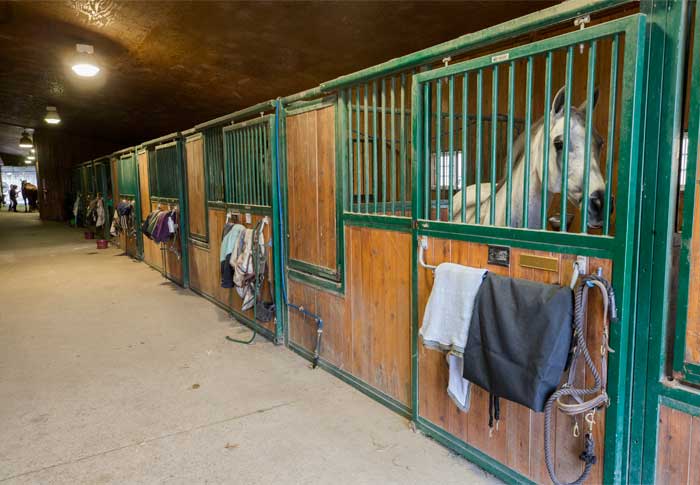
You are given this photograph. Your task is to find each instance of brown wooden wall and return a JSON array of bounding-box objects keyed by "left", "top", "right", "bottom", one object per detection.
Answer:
[
  {"left": 655, "top": 405, "right": 700, "bottom": 485},
  {"left": 288, "top": 225, "right": 412, "bottom": 405},
  {"left": 286, "top": 105, "right": 338, "bottom": 273},
  {"left": 185, "top": 135, "right": 207, "bottom": 239},
  {"left": 418, "top": 239, "right": 611, "bottom": 484},
  {"left": 34, "top": 129, "right": 121, "bottom": 222},
  {"left": 188, "top": 208, "right": 276, "bottom": 336},
  {"left": 110, "top": 158, "right": 119, "bottom": 204}
]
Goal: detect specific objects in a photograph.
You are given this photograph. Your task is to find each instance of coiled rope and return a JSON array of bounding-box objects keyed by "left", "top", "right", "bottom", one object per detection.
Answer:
[{"left": 544, "top": 273, "right": 616, "bottom": 485}]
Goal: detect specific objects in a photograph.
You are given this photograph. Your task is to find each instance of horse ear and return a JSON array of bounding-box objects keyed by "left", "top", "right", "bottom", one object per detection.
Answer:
[
  {"left": 578, "top": 88, "right": 600, "bottom": 112},
  {"left": 551, "top": 86, "right": 566, "bottom": 115}
]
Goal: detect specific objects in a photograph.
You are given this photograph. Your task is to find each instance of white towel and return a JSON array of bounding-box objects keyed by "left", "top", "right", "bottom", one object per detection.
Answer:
[
  {"left": 420, "top": 263, "right": 487, "bottom": 354},
  {"left": 447, "top": 354, "right": 471, "bottom": 412},
  {"left": 95, "top": 199, "right": 105, "bottom": 228},
  {"left": 419, "top": 262, "right": 487, "bottom": 412}
]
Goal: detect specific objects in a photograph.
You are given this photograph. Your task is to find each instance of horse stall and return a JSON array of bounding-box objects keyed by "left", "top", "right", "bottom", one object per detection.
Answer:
[
  {"left": 281, "top": 4, "right": 644, "bottom": 485},
  {"left": 61, "top": 1, "right": 700, "bottom": 483},
  {"left": 137, "top": 134, "right": 189, "bottom": 286},
  {"left": 71, "top": 160, "right": 97, "bottom": 227},
  {"left": 114, "top": 149, "right": 140, "bottom": 258},
  {"left": 183, "top": 105, "right": 283, "bottom": 342},
  {"left": 92, "top": 156, "right": 113, "bottom": 240}
]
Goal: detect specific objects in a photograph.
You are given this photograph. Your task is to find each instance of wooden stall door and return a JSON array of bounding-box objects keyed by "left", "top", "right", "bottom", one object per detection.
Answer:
[
  {"left": 138, "top": 151, "right": 161, "bottom": 270},
  {"left": 185, "top": 135, "right": 206, "bottom": 241},
  {"left": 286, "top": 104, "right": 337, "bottom": 277},
  {"left": 417, "top": 240, "right": 612, "bottom": 484}
]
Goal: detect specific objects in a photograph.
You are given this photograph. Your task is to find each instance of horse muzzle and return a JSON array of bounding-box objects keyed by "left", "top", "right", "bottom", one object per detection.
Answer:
[{"left": 587, "top": 190, "right": 614, "bottom": 229}]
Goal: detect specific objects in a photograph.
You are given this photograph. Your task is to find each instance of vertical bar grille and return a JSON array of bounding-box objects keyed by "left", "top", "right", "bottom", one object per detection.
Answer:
[
  {"left": 344, "top": 71, "right": 416, "bottom": 217},
  {"left": 223, "top": 119, "right": 272, "bottom": 208},
  {"left": 414, "top": 30, "right": 625, "bottom": 236}
]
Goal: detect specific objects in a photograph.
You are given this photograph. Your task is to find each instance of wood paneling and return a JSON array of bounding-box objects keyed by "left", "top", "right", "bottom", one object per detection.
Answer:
[
  {"left": 416, "top": 239, "right": 612, "bottom": 484},
  {"left": 289, "top": 226, "right": 411, "bottom": 404},
  {"left": 188, "top": 208, "right": 276, "bottom": 335},
  {"left": 185, "top": 136, "right": 207, "bottom": 239},
  {"left": 655, "top": 405, "right": 700, "bottom": 485},
  {"left": 137, "top": 151, "right": 151, "bottom": 220},
  {"left": 138, "top": 153, "right": 160, "bottom": 270},
  {"left": 110, "top": 158, "right": 119, "bottom": 203},
  {"left": 317, "top": 106, "right": 337, "bottom": 270},
  {"left": 286, "top": 105, "right": 337, "bottom": 273}
]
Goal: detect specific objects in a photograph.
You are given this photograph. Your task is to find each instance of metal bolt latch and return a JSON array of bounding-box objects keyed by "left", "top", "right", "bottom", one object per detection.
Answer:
[{"left": 574, "top": 15, "right": 591, "bottom": 54}]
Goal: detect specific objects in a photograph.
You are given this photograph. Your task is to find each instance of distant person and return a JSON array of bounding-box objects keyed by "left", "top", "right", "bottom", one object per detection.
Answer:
[{"left": 8, "top": 184, "right": 18, "bottom": 212}]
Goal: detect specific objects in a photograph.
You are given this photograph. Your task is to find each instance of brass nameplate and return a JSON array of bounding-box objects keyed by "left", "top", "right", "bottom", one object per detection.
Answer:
[{"left": 519, "top": 254, "right": 558, "bottom": 272}]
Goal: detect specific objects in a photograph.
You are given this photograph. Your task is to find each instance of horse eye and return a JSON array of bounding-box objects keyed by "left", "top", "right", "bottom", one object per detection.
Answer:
[{"left": 553, "top": 137, "right": 564, "bottom": 151}]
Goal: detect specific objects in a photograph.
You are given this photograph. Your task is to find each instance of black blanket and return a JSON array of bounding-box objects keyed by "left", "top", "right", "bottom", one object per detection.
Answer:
[{"left": 462, "top": 273, "right": 573, "bottom": 412}]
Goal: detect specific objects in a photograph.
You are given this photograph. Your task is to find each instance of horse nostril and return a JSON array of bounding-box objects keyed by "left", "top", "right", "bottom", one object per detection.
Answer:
[
  {"left": 589, "top": 190, "right": 604, "bottom": 211},
  {"left": 588, "top": 190, "right": 614, "bottom": 222}
]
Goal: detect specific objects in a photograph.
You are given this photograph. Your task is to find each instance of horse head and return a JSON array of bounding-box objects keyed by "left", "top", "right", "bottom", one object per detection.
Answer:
[{"left": 543, "top": 86, "right": 609, "bottom": 230}]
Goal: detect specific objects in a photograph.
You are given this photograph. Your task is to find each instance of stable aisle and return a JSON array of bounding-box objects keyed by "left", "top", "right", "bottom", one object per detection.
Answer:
[{"left": 0, "top": 211, "right": 499, "bottom": 485}]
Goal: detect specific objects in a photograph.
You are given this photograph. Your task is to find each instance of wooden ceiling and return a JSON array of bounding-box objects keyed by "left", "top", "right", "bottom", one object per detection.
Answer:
[{"left": 0, "top": 0, "right": 557, "bottom": 160}]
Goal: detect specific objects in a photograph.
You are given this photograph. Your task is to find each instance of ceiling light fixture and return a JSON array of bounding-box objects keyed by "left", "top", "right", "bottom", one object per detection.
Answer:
[
  {"left": 72, "top": 44, "right": 100, "bottom": 77},
  {"left": 25, "top": 159, "right": 33, "bottom": 164},
  {"left": 44, "top": 106, "right": 61, "bottom": 124},
  {"left": 27, "top": 154, "right": 36, "bottom": 161},
  {"left": 19, "top": 130, "right": 33, "bottom": 148}
]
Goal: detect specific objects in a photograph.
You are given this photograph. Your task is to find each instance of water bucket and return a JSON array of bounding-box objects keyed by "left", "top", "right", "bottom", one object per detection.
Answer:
[
  {"left": 96, "top": 239, "right": 109, "bottom": 250},
  {"left": 84, "top": 231, "right": 95, "bottom": 239}
]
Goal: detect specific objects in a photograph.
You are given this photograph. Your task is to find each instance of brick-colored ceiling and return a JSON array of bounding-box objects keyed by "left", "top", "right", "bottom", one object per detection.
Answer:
[{"left": 0, "top": 0, "right": 557, "bottom": 158}]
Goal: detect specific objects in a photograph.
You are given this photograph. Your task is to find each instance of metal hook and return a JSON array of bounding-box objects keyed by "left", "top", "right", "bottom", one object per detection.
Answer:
[
  {"left": 585, "top": 411, "right": 596, "bottom": 432},
  {"left": 418, "top": 236, "right": 437, "bottom": 272},
  {"left": 569, "top": 261, "right": 580, "bottom": 289}
]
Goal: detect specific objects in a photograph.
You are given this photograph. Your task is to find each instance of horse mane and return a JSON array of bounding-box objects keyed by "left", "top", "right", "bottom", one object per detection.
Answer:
[{"left": 493, "top": 114, "right": 546, "bottom": 192}]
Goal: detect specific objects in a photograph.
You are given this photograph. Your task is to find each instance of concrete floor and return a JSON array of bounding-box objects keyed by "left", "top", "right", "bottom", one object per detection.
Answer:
[{"left": 0, "top": 210, "right": 500, "bottom": 485}]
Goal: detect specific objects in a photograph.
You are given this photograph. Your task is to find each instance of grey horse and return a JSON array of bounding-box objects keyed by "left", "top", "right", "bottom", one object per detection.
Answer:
[{"left": 451, "top": 86, "right": 608, "bottom": 230}]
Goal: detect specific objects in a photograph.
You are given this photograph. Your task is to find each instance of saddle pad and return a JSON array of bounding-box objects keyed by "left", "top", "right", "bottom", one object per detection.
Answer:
[{"left": 462, "top": 272, "right": 573, "bottom": 412}]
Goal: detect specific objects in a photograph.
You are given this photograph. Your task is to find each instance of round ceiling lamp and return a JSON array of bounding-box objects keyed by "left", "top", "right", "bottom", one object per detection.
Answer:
[
  {"left": 44, "top": 106, "right": 61, "bottom": 124},
  {"left": 19, "top": 130, "right": 33, "bottom": 148},
  {"left": 71, "top": 44, "right": 100, "bottom": 77},
  {"left": 27, "top": 154, "right": 36, "bottom": 161}
]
